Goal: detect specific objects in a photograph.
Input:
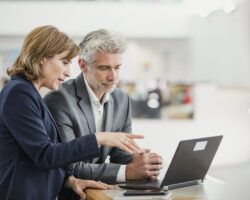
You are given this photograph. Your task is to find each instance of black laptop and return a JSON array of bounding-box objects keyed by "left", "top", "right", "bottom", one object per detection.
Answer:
[{"left": 119, "top": 135, "right": 223, "bottom": 190}]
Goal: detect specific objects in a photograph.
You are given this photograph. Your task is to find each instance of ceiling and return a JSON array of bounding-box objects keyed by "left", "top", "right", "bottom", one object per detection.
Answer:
[{"left": 0, "top": 0, "right": 183, "bottom": 3}]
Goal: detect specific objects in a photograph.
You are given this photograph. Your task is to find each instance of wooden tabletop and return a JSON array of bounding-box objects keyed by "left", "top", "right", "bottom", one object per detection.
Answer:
[
  {"left": 85, "top": 176, "right": 225, "bottom": 200},
  {"left": 85, "top": 188, "right": 112, "bottom": 200}
]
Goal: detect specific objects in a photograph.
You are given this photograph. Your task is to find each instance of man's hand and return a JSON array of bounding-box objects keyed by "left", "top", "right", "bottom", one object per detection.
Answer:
[
  {"left": 65, "top": 176, "right": 112, "bottom": 200},
  {"left": 125, "top": 150, "right": 163, "bottom": 180}
]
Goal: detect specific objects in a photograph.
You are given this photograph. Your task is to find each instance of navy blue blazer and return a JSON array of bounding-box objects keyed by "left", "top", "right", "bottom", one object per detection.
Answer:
[{"left": 0, "top": 75, "right": 100, "bottom": 200}]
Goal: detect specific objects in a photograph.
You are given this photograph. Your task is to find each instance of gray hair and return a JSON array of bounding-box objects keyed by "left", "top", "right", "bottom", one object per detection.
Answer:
[{"left": 79, "top": 29, "right": 127, "bottom": 65}]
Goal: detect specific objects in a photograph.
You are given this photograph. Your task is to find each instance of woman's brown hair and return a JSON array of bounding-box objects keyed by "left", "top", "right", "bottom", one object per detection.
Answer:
[{"left": 7, "top": 25, "right": 79, "bottom": 81}]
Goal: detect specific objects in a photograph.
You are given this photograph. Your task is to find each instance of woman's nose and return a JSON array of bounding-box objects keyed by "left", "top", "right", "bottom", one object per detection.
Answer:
[{"left": 64, "top": 66, "right": 70, "bottom": 78}]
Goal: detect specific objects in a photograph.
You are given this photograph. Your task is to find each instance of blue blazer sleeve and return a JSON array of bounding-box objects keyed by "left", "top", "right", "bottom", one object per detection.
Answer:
[{"left": 3, "top": 83, "right": 100, "bottom": 169}]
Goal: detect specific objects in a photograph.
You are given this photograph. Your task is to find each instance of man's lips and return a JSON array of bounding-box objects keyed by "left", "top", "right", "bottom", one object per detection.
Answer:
[
  {"left": 103, "top": 82, "right": 116, "bottom": 86},
  {"left": 58, "top": 78, "right": 65, "bottom": 83}
]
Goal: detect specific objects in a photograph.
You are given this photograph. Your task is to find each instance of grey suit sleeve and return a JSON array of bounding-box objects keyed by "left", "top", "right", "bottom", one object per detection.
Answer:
[
  {"left": 44, "top": 91, "right": 121, "bottom": 184},
  {"left": 109, "top": 95, "right": 133, "bottom": 164},
  {"left": 74, "top": 162, "right": 121, "bottom": 184}
]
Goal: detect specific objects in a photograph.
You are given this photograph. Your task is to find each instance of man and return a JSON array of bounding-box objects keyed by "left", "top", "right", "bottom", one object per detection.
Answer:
[{"left": 44, "top": 29, "right": 162, "bottom": 184}]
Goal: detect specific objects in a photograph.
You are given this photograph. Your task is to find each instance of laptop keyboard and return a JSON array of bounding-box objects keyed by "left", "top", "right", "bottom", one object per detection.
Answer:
[{"left": 119, "top": 180, "right": 161, "bottom": 190}]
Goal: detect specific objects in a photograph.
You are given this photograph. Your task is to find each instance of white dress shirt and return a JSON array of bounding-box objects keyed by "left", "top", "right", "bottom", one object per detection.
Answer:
[{"left": 84, "top": 75, "right": 126, "bottom": 182}]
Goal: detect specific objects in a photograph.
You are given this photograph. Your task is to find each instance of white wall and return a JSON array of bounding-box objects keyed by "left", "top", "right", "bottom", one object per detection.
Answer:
[
  {"left": 190, "top": 1, "right": 250, "bottom": 86},
  {"left": 1, "top": 1, "right": 250, "bottom": 86},
  {"left": 0, "top": 1, "right": 190, "bottom": 38}
]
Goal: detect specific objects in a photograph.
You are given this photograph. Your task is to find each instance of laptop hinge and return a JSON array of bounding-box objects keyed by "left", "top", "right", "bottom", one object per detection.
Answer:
[{"left": 163, "top": 179, "right": 202, "bottom": 190}]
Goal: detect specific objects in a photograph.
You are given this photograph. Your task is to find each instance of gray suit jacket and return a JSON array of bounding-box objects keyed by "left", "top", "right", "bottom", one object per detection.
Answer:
[{"left": 44, "top": 73, "right": 133, "bottom": 184}]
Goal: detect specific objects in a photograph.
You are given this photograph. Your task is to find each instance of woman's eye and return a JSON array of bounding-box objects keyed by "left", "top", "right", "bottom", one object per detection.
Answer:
[{"left": 63, "top": 60, "right": 70, "bottom": 65}]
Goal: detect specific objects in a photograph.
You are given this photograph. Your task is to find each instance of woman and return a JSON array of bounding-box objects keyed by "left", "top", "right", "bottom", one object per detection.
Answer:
[{"left": 0, "top": 25, "right": 143, "bottom": 200}]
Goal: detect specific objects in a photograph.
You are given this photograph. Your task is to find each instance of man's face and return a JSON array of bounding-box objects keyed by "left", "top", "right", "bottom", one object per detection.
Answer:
[{"left": 83, "top": 51, "right": 122, "bottom": 99}]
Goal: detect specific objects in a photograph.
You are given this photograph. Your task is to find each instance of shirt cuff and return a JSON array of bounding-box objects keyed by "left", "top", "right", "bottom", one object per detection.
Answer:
[
  {"left": 94, "top": 133, "right": 101, "bottom": 148},
  {"left": 116, "top": 165, "right": 126, "bottom": 182}
]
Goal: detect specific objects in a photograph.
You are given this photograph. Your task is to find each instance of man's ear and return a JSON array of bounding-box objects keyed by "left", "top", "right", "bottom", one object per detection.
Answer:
[{"left": 78, "top": 59, "right": 88, "bottom": 72}]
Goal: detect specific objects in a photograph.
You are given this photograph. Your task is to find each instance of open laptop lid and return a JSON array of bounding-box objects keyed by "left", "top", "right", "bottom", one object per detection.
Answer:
[
  {"left": 161, "top": 135, "right": 223, "bottom": 189},
  {"left": 118, "top": 135, "right": 223, "bottom": 190}
]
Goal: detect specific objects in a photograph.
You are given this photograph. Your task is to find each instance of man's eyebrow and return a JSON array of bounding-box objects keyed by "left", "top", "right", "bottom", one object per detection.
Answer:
[
  {"left": 96, "top": 64, "right": 122, "bottom": 68},
  {"left": 97, "top": 65, "right": 110, "bottom": 67}
]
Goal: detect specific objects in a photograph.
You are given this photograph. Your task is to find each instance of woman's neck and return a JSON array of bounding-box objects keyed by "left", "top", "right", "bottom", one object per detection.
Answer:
[{"left": 32, "top": 80, "right": 42, "bottom": 91}]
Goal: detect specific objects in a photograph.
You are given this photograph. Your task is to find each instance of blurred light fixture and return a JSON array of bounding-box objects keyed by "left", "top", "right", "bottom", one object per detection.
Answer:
[
  {"left": 148, "top": 92, "right": 160, "bottom": 100},
  {"left": 147, "top": 99, "right": 160, "bottom": 108},
  {"left": 147, "top": 92, "right": 160, "bottom": 109}
]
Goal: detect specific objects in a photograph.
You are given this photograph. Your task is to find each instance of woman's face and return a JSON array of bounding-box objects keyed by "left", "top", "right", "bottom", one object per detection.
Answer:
[{"left": 39, "top": 51, "right": 71, "bottom": 90}]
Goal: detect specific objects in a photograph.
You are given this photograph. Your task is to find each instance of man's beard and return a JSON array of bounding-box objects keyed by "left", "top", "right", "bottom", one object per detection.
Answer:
[{"left": 101, "top": 83, "right": 116, "bottom": 93}]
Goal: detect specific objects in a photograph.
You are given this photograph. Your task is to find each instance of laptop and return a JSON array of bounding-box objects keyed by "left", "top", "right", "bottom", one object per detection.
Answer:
[{"left": 118, "top": 135, "right": 223, "bottom": 190}]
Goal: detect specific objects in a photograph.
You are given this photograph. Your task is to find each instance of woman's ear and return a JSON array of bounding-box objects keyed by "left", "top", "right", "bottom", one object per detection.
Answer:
[
  {"left": 40, "top": 58, "right": 46, "bottom": 66},
  {"left": 78, "top": 59, "right": 88, "bottom": 72}
]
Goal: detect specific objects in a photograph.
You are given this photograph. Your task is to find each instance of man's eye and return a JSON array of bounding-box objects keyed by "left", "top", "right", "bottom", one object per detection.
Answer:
[{"left": 99, "top": 66, "right": 108, "bottom": 70}]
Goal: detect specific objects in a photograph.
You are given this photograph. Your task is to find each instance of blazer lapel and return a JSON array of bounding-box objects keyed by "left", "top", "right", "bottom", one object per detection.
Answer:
[
  {"left": 45, "top": 105, "right": 62, "bottom": 142},
  {"left": 37, "top": 89, "right": 62, "bottom": 142},
  {"left": 75, "top": 73, "right": 96, "bottom": 134}
]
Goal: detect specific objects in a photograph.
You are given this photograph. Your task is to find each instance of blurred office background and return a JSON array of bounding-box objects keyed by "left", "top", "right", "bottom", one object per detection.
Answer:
[{"left": 1, "top": 0, "right": 250, "bottom": 194}]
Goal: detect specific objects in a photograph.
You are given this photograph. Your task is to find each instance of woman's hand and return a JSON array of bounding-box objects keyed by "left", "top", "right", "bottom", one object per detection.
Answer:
[
  {"left": 95, "top": 132, "right": 145, "bottom": 154},
  {"left": 65, "top": 176, "right": 112, "bottom": 200}
]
